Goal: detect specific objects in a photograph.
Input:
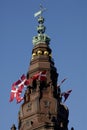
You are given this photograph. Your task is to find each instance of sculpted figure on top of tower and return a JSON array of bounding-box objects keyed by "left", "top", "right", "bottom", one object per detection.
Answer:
[{"left": 32, "top": 33, "right": 50, "bottom": 46}]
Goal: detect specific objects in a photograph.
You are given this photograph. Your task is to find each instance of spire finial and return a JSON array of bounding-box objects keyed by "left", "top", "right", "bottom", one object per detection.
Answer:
[
  {"left": 34, "top": 4, "right": 46, "bottom": 17},
  {"left": 32, "top": 5, "right": 50, "bottom": 46}
]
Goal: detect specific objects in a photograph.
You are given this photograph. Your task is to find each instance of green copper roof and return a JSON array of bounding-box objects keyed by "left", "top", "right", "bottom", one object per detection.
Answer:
[{"left": 32, "top": 6, "right": 51, "bottom": 46}]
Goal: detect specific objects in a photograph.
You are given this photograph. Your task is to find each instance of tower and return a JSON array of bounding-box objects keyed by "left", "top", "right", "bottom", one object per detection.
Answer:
[{"left": 11, "top": 6, "right": 73, "bottom": 130}]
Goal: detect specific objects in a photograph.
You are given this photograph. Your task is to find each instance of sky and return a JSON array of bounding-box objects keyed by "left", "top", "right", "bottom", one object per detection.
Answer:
[{"left": 0, "top": 0, "right": 87, "bottom": 130}]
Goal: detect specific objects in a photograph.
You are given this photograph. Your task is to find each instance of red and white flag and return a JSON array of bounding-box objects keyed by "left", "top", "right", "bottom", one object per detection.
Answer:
[
  {"left": 20, "top": 74, "right": 30, "bottom": 86},
  {"left": 9, "top": 83, "right": 23, "bottom": 103},
  {"left": 32, "top": 70, "right": 47, "bottom": 81},
  {"left": 15, "top": 80, "right": 21, "bottom": 86},
  {"left": 17, "top": 74, "right": 30, "bottom": 91},
  {"left": 61, "top": 89, "right": 72, "bottom": 102},
  {"left": 57, "top": 78, "right": 67, "bottom": 88},
  {"left": 9, "top": 74, "right": 30, "bottom": 103},
  {"left": 9, "top": 83, "right": 17, "bottom": 102},
  {"left": 16, "top": 93, "right": 24, "bottom": 103}
]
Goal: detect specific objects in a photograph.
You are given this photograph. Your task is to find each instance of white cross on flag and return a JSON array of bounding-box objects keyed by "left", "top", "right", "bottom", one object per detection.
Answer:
[
  {"left": 9, "top": 82, "right": 23, "bottom": 103},
  {"left": 9, "top": 74, "right": 30, "bottom": 103},
  {"left": 32, "top": 70, "right": 47, "bottom": 81}
]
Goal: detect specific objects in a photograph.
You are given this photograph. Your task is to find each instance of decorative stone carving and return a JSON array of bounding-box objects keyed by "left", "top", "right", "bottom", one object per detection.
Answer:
[
  {"left": 24, "top": 87, "right": 30, "bottom": 103},
  {"left": 32, "top": 34, "right": 50, "bottom": 46}
]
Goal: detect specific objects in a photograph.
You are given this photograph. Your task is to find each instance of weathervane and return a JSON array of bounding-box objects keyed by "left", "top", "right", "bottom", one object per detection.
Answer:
[{"left": 34, "top": 4, "right": 46, "bottom": 17}]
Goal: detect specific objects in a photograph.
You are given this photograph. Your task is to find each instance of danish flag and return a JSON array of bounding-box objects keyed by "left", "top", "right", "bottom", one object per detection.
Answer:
[
  {"left": 9, "top": 74, "right": 30, "bottom": 103},
  {"left": 21, "top": 74, "right": 30, "bottom": 85},
  {"left": 61, "top": 89, "right": 72, "bottom": 102},
  {"left": 32, "top": 70, "right": 47, "bottom": 81},
  {"left": 9, "top": 82, "right": 23, "bottom": 103},
  {"left": 57, "top": 78, "right": 67, "bottom": 88}
]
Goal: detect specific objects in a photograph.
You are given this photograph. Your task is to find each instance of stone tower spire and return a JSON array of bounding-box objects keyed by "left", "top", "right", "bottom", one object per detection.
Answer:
[
  {"left": 17, "top": 5, "right": 70, "bottom": 130},
  {"left": 27, "top": 6, "right": 58, "bottom": 90}
]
